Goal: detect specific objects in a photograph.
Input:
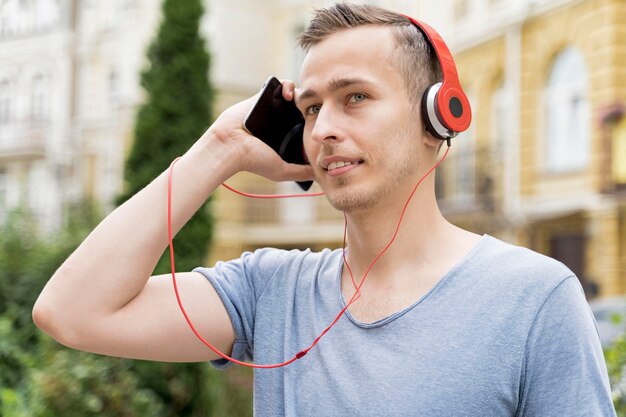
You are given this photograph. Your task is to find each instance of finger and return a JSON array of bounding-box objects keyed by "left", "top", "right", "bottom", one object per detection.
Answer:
[
  {"left": 271, "top": 162, "right": 315, "bottom": 183},
  {"left": 280, "top": 79, "right": 296, "bottom": 101}
]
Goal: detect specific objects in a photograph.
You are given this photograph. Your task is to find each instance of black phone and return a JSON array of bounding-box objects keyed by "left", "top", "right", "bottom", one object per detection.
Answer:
[{"left": 243, "top": 76, "right": 313, "bottom": 191}]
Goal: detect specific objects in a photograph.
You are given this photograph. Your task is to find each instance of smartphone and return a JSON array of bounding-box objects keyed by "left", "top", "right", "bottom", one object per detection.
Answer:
[{"left": 244, "top": 76, "right": 313, "bottom": 191}]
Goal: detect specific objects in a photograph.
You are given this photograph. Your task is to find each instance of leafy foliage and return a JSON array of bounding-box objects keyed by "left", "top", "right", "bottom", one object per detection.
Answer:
[
  {"left": 0, "top": 205, "right": 166, "bottom": 416},
  {"left": 2, "top": 333, "right": 166, "bottom": 417},
  {"left": 605, "top": 315, "right": 626, "bottom": 416},
  {"left": 0, "top": 206, "right": 252, "bottom": 416}
]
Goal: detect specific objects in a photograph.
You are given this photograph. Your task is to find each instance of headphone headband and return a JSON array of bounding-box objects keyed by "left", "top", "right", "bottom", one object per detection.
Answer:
[{"left": 400, "top": 15, "right": 472, "bottom": 138}]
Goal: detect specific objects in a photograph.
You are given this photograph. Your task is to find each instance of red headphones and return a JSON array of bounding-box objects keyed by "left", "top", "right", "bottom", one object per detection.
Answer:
[{"left": 402, "top": 15, "right": 472, "bottom": 140}]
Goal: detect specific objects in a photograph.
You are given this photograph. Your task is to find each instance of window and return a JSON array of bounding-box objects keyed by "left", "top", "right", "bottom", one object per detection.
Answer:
[
  {"left": 30, "top": 73, "right": 49, "bottom": 121},
  {"left": 0, "top": 0, "right": 59, "bottom": 36},
  {"left": 455, "top": 92, "right": 476, "bottom": 201},
  {"left": 102, "top": 0, "right": 116, "bottom": 29},
  {"left": 109, "top": 69, "right": 120, "bottom": 106},
  {"left": 456, "top": 120, "right": 476, "bottom": 200},
  {"left": 0, "top": 0, "right": 22, "bottom": 36},
  {"left": 34, "top": 0, "right": 60, "bottom": 31},
  {"left": 544, "top": 47, "right": 589, "bottom": 172},
  {"left": 436, "top": 92, "right": 476, "bottom": 203},
  {"left": 491, "top": 82, "right": 508, "bottom": 158},
  {"left": 613, "top": 118, "right": 626, "bottom": 186},
  {"left": 0, "top": 78, "right": 13, "bottom": 122}
]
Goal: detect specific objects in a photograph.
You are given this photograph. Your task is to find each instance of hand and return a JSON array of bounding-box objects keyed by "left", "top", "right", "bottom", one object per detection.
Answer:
[{"left": 202, "top": 80, "right": 314, "bottom": 183}]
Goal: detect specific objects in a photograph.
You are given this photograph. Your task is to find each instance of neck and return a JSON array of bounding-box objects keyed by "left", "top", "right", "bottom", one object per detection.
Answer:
[
  {"left": 342, "top": 176, "right": 450, "bottom": 279},
  {"left": 337, "top": 164, "right": 484, "bottom": 323}
]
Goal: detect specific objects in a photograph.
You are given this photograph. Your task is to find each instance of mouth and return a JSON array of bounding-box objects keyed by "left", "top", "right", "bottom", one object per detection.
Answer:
[
  {"left": 320, "top": 157, "right": 365, "bottom": 176},
  {"left": 326, "top": 160, "right": 363, "bottom": 171}
]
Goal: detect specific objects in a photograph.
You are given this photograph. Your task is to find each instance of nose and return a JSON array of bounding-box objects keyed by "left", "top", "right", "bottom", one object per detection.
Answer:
[{"left": 309, "top": 105, "right": 342, "bottom": 144}]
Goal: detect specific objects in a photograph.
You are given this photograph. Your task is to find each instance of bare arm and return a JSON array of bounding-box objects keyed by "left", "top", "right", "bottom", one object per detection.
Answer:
[{"left": 32, "top": 84, "right": 312, "bottom": 362}]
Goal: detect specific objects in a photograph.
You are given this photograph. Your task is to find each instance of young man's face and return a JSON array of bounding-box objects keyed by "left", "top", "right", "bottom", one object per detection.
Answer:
[{"left": 296, "top": 25, "right": 427, "bottom": 212}]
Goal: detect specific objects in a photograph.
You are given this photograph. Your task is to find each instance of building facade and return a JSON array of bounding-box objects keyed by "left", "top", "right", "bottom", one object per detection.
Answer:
[
  {"left": 0, "top": 0, "right": 424, "bottom": 237},
  {"left": 437, "top": 0, "right": 626, "bottom": 297},
  {"left": 0, "top": 0, "right": 72, "bottom": 230},
  {"left": 0, "top": 0, "right": 161, "bottom": 229}
]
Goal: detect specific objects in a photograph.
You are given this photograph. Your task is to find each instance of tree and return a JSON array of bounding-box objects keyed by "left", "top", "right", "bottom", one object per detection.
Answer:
[
  {"left": 115, "top": 1, "right": 253, "bottom": 415},
  {"left": 118, "top": 0, "right": 214, "bottom": 274}
]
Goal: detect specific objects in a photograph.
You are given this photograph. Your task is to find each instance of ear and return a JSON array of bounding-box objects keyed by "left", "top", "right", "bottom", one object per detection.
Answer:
[{"left": 421, "top": 127, "right": 443, "bottom": 150}]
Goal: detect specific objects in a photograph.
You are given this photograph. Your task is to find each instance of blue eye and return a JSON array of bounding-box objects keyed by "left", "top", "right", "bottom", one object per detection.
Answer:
[
  {"left": 349, "top": 93, "right": 366, "bottom": 103},
  {"left": 306, "top": 104, "right": 321, "bottom": 115}
]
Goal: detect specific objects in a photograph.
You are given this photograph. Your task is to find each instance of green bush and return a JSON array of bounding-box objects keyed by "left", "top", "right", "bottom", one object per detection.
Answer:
[
  {"left": 0, "top": 207, "right": 252, "bottom": 416},
  {"left": 1, "top": 325, "right": 166, "bottom": 417},
  {"left": 0, "top": 206, "right": 166, "bottom": 416},
  {"left": 605, "top": 314, "right": 626, "bottom": 416}
]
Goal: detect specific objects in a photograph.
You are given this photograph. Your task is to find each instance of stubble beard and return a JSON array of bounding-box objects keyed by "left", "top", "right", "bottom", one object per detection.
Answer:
[{"left": 323, "top": 138, "right": 418, "bottom": 213}]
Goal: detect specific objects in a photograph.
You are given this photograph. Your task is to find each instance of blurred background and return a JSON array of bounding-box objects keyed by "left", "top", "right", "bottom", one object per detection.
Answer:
[{"left": 0, "top": 0, "right": 625, "bottom": 415}]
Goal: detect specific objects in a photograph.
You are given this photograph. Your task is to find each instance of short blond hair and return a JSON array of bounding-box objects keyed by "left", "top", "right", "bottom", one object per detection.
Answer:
[{"left": 298, "top": 3, "right": 442, "bottom": 107}]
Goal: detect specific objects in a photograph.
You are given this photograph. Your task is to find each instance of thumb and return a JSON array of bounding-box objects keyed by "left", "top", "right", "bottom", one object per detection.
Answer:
[{"left": 270, "top": 162, "right": 315, "bottom": 183}]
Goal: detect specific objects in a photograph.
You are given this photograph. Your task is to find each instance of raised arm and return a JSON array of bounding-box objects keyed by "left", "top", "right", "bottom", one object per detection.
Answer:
[{"left": 32, "top": 83, "right": 312, "bottom": 362}]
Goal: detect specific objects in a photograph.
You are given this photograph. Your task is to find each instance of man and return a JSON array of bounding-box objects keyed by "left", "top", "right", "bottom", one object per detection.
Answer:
[{"left": 33, "top": 3, "right": 615, "bottom": 416}]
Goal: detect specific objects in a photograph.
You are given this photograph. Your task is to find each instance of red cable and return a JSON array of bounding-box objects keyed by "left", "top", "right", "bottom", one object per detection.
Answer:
[
  {"left": 221, "top": 182, "right": 324, "bottom": 198},
  {"left": 167, "top": 145, "right": 450, "bottom": 368}
]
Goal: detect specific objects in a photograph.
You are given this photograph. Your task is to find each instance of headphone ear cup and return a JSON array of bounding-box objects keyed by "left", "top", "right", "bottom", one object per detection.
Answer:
[
  {"left": 421, "top": 83, "right": 448, "bottom": 140},
  {"left": 403, "top": 15, "right": 472, "bottom": 137}
]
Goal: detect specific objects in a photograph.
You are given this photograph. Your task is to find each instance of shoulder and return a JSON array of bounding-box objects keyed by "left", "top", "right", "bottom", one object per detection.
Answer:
[
  {"left": 471, "top": 235, "right": 575, "bottom": 289},
  {"left": 450, "top": 235, "right": 581, "bottom": 327},
  {"left": 464, "top": 238, "right": 614, "bottom": 414},
  {"left": 478, "top": 235, "right": 572, "bottom": 275}
]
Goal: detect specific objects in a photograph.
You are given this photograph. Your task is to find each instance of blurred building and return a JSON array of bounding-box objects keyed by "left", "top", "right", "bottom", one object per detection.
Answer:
[
  {"left": 0, "top": 0, "right": 70, "bottom": 230},
  {"left": 436, "top": 0, "right": 626, "bottom": 297},
  {"left": 0, "top": 0, "right": 162, "bottom": 229},
  {"left": 0, "top": 0, "right": 623, "bottom": 297},
  {"left": 0, "top": 0, "right": 426, "bottom": 251}
]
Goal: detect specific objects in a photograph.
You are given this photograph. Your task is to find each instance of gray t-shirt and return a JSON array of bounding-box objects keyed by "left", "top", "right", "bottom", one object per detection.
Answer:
[{"left": 195, "top": 235, "right": 615, "bottom": 416}]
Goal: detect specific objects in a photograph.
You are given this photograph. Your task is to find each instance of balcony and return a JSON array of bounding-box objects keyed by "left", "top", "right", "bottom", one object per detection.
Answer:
[
  {"left": 436, "top": 144, "right": 509, "bottom": 231},
  {"left": 0, "top": 120, "right": 48, "bottom": 160}
]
